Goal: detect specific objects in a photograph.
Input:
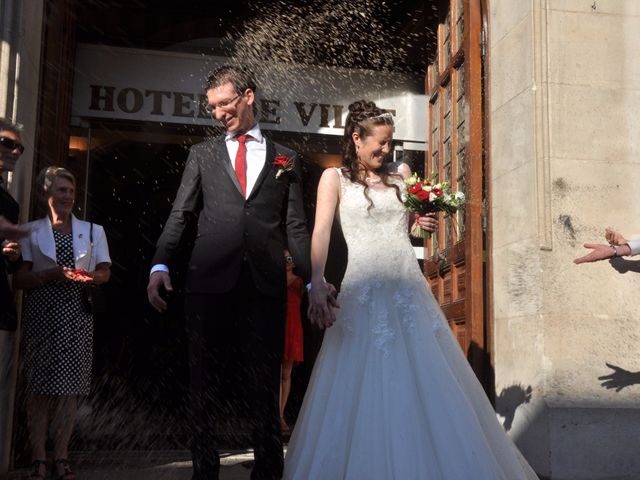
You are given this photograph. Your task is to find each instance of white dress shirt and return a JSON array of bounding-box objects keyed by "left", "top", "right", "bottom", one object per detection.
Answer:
[
  {"left": 629, "top": 238, "right": 640, "bottom": 256},
  {"left": 151, "top": 124, "right": 266, "bottom": 275},
  {"left": 225, "top": 123, "right": 266, "bottom": 198}
]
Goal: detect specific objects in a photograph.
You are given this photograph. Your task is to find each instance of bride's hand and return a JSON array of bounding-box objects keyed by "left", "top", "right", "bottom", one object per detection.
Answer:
[
  {"left": 308, "top": 281, "right": 339, "bottom": 329},
  {"left": 415, "top": 213, "right": 437, "bottom": 232}
]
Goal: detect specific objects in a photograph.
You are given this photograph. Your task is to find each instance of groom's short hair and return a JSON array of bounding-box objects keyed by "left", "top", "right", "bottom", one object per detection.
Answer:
[{"left": 206, "top": 65, "right": 257, "bottom": 96}]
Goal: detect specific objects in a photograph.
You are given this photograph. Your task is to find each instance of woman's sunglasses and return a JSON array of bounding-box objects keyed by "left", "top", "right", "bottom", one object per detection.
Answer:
[
  {"left": 0, "top": 136, "right": 24, "bottom": 154},
  {"left": 285, "top": 255, "right": 294, "bottom": 264}
]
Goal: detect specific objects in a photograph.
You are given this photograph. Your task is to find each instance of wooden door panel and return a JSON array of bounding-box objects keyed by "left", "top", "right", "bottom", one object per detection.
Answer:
[{"left": 424, "top": 0, "right": 487, "bottom": 384}]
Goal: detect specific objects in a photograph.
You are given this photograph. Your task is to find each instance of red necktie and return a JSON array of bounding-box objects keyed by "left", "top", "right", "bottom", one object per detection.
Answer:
[{"left": 234, "top": 134, "right": 251, "bottom": 196}]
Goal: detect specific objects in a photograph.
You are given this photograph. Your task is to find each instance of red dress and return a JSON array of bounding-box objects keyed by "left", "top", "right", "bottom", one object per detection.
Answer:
[{"left": 284, "top": 276, "right": 304, "bottom": 362}]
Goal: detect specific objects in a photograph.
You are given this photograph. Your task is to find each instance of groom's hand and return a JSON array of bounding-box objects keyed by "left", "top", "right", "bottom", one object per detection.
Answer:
[
  {"left": 147, "top": 271, "right": 173, "bottom": 312},
  {"left": 308, "top": 281, "right": 338, "bottom": 329},
  {"left": 325, "top": 282, "right": 340, "bottom": 309}
]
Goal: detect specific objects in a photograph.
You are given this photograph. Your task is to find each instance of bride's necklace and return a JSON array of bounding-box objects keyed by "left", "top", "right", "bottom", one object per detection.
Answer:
[{"left": 365, "top": 177, "right": 382, "bottom": 184}]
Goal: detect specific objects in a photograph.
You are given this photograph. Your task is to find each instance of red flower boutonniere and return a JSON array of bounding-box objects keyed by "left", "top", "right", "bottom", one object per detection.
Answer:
[{"left": 273, "top": 155, "right": 294, "bottom": 179}]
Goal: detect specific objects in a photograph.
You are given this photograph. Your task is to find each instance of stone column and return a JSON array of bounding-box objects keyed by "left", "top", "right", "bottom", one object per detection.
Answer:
[{"left": 0, "top": 0, "right": 44, "bottom": 475}]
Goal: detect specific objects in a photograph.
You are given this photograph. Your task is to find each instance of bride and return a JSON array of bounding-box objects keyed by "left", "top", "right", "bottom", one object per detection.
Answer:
[{"left": 283, "top": 100, "right": 538, "bottom": 480}]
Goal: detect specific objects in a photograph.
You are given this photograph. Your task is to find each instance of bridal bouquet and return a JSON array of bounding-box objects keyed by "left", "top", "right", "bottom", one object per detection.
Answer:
[{"left": 402, "top": 173, "right": 465, "bottom": 238}]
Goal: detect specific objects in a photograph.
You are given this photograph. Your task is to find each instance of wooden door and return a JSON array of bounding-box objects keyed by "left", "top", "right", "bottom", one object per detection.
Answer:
[{"left": 424, "top": 0, "right": 490, "bottom": 389}]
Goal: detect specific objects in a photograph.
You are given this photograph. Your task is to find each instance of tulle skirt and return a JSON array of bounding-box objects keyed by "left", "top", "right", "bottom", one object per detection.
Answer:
[{"left": 284, "top": 271, "right": 538, "bottom": 480}]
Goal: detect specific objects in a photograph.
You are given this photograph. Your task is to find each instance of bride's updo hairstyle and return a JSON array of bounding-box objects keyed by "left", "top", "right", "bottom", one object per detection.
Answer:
[{"left": 342, "top": 100, "right": 402, "bottom": 210}]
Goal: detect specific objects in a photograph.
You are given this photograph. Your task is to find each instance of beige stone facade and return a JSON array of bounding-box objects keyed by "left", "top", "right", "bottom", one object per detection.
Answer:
[{"left": 490, "top": 1, "right": 640, "bottom": 478}]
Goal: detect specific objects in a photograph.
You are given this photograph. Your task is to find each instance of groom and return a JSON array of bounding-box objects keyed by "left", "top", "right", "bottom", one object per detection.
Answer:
[{"left": 147, "top": 65, "right": 310, "bottom": 480}]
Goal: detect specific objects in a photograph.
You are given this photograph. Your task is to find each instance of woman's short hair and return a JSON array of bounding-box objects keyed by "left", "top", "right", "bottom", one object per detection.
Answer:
[{"left": 36, "top": 166, "right": 76, "bottom": 195}]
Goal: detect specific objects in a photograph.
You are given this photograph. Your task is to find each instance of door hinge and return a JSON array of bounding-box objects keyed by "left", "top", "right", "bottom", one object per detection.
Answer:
[{"left": 480, "top": 27, "right": 487, "bottom": 58}]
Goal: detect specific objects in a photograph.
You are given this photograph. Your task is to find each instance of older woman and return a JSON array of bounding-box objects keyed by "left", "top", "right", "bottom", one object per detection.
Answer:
[{"left": 13, "top": 167, "right": 111, "bottom": 480}]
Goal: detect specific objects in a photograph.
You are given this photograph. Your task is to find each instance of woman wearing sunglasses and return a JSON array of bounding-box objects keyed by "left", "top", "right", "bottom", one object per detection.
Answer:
[{"left": 0, "top": 118, "right": 27, "bottom": 332}]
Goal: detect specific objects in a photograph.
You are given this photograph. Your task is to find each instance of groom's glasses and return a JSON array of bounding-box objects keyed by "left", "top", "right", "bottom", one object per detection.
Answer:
[
  {"left": 204, "top": 93, "right": 242, "bottom": 115},
  {"left": 0, "top": 136, "right": 24, "bottom": 154},
  {"left": 285, "top": 255, "right": 294, "bottom": 264}
]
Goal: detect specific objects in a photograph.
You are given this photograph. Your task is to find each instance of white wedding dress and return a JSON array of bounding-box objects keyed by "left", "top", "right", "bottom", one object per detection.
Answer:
[{"left": 283, "top": 169, "right": 538, "bottom": 480}]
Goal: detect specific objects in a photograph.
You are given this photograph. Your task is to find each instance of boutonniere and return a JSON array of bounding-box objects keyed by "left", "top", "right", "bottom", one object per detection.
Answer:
[{"left": 273, "top": 155, "right": 294, "bottom": 179}]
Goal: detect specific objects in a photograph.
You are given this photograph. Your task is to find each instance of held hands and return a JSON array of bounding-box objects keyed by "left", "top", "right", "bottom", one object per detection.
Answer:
[
  {"left": 308, "top": 280, "right": 339, "bottom": 329},
  {"left": 147, "top": 270, "right": 173, "bottom": 312}
]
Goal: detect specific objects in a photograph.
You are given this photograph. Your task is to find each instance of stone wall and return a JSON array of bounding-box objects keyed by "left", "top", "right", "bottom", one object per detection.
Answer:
[{"left": 489, "top": 1, "right": 640, "bottom": 479}]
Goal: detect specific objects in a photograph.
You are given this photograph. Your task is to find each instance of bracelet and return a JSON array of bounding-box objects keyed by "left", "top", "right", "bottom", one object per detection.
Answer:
[{"left": 611, "top": 245, "right": 618, "bottom": 257}]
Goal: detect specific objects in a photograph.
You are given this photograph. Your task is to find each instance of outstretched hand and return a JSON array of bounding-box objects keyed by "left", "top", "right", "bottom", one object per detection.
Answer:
[
  {"left": 574, "top": 243, "right": 615, "bottom": 264},
  {"left": 308, "top": 280, "right": 340, "bottom": 329},
  {"left": 598, "top": 363, "right": 640, "bottom": 392},
  {"left": 63, "top": 267, "right": 94, "bottom": 283}
]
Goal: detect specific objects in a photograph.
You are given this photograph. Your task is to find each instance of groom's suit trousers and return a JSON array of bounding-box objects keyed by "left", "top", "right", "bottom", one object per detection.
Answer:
[{"left": 185, "top": 262, "right": 286, "bottom": 480}]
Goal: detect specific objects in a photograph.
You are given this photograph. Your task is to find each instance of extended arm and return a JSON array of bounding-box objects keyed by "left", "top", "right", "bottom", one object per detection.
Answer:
[
  {"left": 286, "top": 154, "right": 311, "bottom": 283},
  {"left": 12, "top": 261, "right": 65, "bottom": 290},
  {"left": 308, "top": 168, "right": 341, "bottom": 329},
  {"left": 0, "top": 215, "right": 29, "bottom": 240},
  {"left": 148, "top": 147, "right": 202, "bottom": 311},
  {"left": 574, "top": 228, "right": 637, "bottom": 264}
]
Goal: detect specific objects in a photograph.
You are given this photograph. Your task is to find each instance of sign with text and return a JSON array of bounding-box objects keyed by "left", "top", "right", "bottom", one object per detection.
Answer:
[{"left": 72, "top": 44, "right": 427, "bottom": 142}]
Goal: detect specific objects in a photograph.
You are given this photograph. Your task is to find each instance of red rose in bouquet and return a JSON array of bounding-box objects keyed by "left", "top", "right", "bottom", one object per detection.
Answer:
[{"left": 402, "top": 173, "right": 465, "bottom": 238}]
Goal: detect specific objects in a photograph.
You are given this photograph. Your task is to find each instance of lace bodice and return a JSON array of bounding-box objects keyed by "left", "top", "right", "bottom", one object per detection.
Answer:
[
  {"left": 333, "top": 168, "right": 444, "bottom": 354},
  {"left": 336, "top": 168, "right": 422, "bottom": 286}
]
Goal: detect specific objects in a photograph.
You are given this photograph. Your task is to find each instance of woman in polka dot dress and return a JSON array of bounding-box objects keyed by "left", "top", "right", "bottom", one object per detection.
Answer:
[{"left": 14, "top": 167, "right": 111, "bottom": 480}]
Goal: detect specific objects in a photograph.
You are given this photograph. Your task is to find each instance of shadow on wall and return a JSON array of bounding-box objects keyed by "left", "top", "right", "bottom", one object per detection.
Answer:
[
  {"left": 599, "top": 362, "right": 640, "bottom": 392},
  {"left": 609, "top": 257, "right": 640, "bottom": 274},
  {"left": 494, "top": 384, "right": 533, "bottom": 432}
]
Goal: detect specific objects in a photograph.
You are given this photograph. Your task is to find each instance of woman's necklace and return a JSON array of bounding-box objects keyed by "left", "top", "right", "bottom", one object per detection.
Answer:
[{"left": 365, "top": 176, "right": 382, "bottom": 185}]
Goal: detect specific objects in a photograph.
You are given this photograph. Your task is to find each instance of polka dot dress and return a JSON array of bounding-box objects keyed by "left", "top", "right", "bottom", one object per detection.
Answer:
[{"left": 21, "top": 229, "right": 93, "bottom": 396}]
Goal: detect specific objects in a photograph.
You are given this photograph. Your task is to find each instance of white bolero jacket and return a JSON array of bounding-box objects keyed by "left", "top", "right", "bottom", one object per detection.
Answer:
[{"left": 19, "top": 215, "right": 111, "bottom": 272}]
